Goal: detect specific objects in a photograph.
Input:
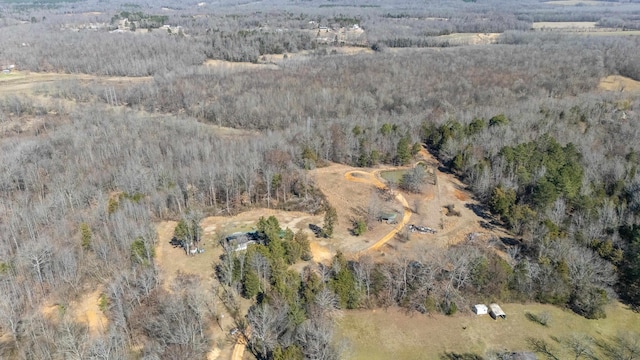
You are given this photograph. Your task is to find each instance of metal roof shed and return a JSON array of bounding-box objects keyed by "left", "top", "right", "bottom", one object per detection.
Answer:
[
  {"left": 473, "top": 304, "right": 488, "bottom": 315},
  {"left": 489, "top": 303, "right": 506, "bottom": 319}
]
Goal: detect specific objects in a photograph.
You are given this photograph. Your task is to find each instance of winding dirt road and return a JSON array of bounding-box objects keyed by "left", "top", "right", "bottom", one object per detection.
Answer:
[
  {"left": 231, "top": 334, "right": 247, "bottom": 360},
  {"left": 344, "top": 170, "right": 412, "bottom": 252}
]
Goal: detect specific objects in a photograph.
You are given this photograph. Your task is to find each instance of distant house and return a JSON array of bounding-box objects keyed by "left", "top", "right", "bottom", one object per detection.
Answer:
[
  {"left": 1, "top": 61, "right": 15, "bottom": 72},
  {"left": 489, "top": 303, "right": 506, "bottom": 319},
  {"left": 473, "top": 304, "right": 488, "bottom": 315},
  {"left": 225, "top": 231, "right": 260, "bottom": 251}
]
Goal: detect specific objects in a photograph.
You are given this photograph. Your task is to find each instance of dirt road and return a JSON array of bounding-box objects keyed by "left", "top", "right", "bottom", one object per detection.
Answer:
[
  {"left": 344, "top": 170, "right": 412, "bottom": 253},
  {"left": 231, "top": 337, "right": 246, "bottom": 360}
]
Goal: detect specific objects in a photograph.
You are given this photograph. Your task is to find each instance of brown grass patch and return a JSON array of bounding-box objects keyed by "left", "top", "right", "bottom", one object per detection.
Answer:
[
  {"left": 598, "top": 75, "right": 640, "bottom": 92},
  {"left": 338, "top": 302, "right": 640, "bottom": 359},
  {"left": 310, "top": 241, "right": 333, "bottom": 263},
  {"left": 0, "top": 70, "right": 151, "bottom": 95},
  {"left": 71, "top": 289, "right": 108, "bottom": 337}
]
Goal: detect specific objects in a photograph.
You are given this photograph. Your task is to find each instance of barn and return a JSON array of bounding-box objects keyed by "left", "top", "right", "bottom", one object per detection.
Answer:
[
  {"left": 489, "top": 303, "right": 506, "bottom": 319},
  {"left": 473, "top": 304, "right": 488, "bottom": 315}
]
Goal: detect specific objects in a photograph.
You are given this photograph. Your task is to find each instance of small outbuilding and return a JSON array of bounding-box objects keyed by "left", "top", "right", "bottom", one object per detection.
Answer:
[
  {"left": 473, "top": 304, "right": 488, "bottom": 315},
  {"left": 379, "top": 212, "right": 398, "bottom": 224},
  {"left": 226, "top": 231, "right": 260, "bottom": 251},
  {"left": 489, "top": 303, "right": 506, "bottom": 319}
]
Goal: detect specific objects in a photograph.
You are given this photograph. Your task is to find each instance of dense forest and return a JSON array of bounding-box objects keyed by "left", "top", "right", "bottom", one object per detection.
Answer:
[{"left": 1, "top": 0, "right": 640, "bottom": 358}]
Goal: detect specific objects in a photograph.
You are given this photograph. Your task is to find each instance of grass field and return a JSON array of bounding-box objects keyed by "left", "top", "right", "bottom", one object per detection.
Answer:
[
  {"left": 337, "top": 302, "right": 640, "bottom": 359},
  {"left": 598, "top": 75, "right": 640, "bottom": 92},
  {"left": 380, "top": 169, "right": 407, "bottom": 184},
  {"left": 532, "top": 22, "right": 597, "bottom": 29}
]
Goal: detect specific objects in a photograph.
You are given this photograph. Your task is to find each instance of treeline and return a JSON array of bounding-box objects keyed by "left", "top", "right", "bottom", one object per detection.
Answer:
[
  {"left": 423, "top": 98, "right": 639, "bottom": 313},
  {"left": 204, "top": 29, "right": 315, "bottom": 63},
  {"left": 226, "top": 234, "right": 614, "bottom": 323},
  {"left": 110, "top": 11, "right": 168, "bottom": 29},
  {"left": 0, "top": 24, "right": 206, "bottom": 76},
  {"left": 366, "top": 14, "right": 531, "bottom": 46}
]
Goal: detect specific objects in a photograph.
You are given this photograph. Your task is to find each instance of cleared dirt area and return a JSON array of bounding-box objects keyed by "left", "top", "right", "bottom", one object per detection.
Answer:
[
  {"left": 311, "top": 149, "right": 508, "bottom": 260},
  {"left": 312, "top": 163, "right": 406, "bottom": 255},
  {"left": 155, "top": 208, "right": 322, "bottom": 289},
  {"left": 71, "top": 289, "right": 108, "bottom": 337},
  {"left": 598, "top": 75, "right": 640, "bottom": 92},
  {"left": 38, "top": 289, "right": 108, "bottom": 338},
  {"left": 338, "top": 302, "right": 640, "bottom": 359},
  {"left": 0, "top": 70, "right": 151, "bottom": 95}
]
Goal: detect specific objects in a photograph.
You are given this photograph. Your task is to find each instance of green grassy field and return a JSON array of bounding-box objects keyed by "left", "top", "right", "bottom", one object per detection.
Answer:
[
  {"left": 337, "top": 302, "right": 640, "bottom": 359},
  {"left": 380, "top": 169, "right": 407, "bottom": 184}
]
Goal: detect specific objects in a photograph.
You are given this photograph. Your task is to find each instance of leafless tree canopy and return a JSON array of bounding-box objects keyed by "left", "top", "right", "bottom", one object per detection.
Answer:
[{"left": 1, "top": 0, "right": 640, "bottom": 358}]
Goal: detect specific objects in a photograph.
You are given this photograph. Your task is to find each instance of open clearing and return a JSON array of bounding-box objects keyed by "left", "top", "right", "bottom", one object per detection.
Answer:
[
  {"left": 312, "top": 149, "right": 509, "bottom": 259},
  {"left": 0, "top": 70, "right": 151, "bottom": 95},
  {"left": 338, "top": 302, "right": 640, "bottom": 359},
  {"left": 598, "top": 75, "right": 640, "bottom": 92},
  {"left": 155, "top": 208, "right": 322, "bottom": 289},
  {"left": 532, "top": 22, "right": 597, "bottom": 29},
  {"left": 71, "top": 289, "right": 108, "bottom": 337},
  {"left": 434, "top": 33, "right": 500, "bottom": 46}
]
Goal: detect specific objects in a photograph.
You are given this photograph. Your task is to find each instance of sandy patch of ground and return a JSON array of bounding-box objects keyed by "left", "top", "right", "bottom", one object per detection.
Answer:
[
  {"left": 454, "top": 189, "right": 469, "bottom": 201},
  {"left": 71, "top": 289, "right": 108, "bottom": 337},
  {"left": 207, "top": 347, "right": 221, "bottom": 360},
  {"left": 41, "top": 303, "right": 63, "bottom": 320},
  {"left": 38, "top": 290, "right": 108, "bottom": 340},
  {"left": 310, "top": 240, "right": 334, "bottom": 263},
  {"left": 598, "top": 75, "right": 640, "bottom": 92}
]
